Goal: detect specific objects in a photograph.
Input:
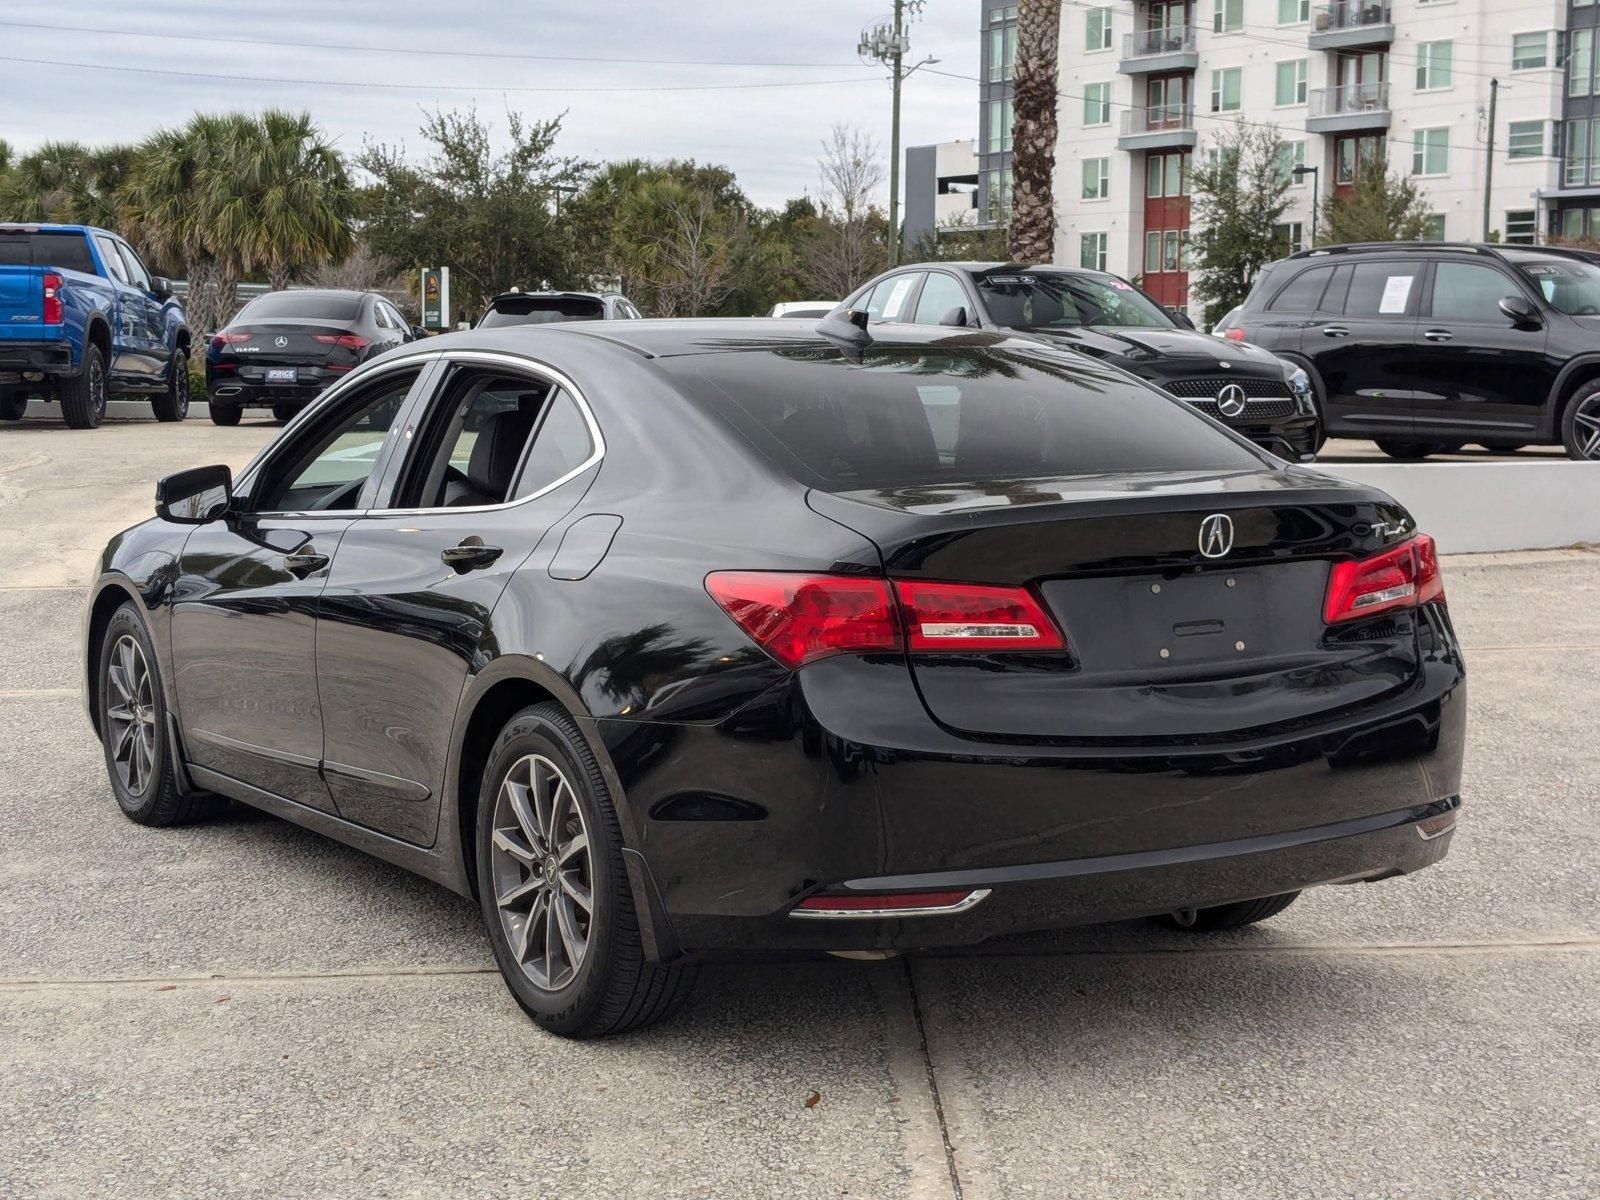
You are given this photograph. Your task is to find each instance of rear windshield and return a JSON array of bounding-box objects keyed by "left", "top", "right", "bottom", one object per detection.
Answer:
[
  {"left": 976, "top": 271, "right": 1174, "bottom": 330},
  {"left": 240, "top": 292, "right": 363, "bottom": 321},
  {"left": 0, "top": 231, "right": 96, "bottom": 274},
  {"left": 479, "top": 296, "right": 604, "bottom": 327},
  {"left": 667, "top": 345, "right": 1260, "bottom": 491}
]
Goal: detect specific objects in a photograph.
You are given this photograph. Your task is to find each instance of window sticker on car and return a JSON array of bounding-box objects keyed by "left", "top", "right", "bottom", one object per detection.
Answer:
[
  {"left": 1379, "top": 275, "right": 1413, "bottom": 314},
  {"left": 882, "top": 277, "right": 916, "bottom": 320},
  {"left": 985, "top": 274, "right": 1038, "bottom": 286},
  {"left": 1110, "top": 281, "right": 1133, "bottom": 291}
]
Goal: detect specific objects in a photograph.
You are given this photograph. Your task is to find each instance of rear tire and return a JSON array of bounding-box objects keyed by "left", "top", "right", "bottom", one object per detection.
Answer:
[
  {"left": 476, "top": 702, "right": 696, "bottom": 1038},
  {"left": 1375, "top": 439, "right": 1454, "bottom": 461},
  {"left": 208, "top": 402, "right": 242, "bottom": 427},
  {"left": 0, "top": 389, "right": 26, "bottom": 421},
  {"left": 97, "top": 603, "right": 224, "bottom": 826},
  {"left": 1154, "top": 891, "right": 1301, "bottom": 932},
  {"left": 60, "top": 343, "right": 108, "bottom": 429},
  {"left": 1561, "top": 381, "right": 1600, "bottom": 460},
  {"left": 1480, "top": 440, "right": 1526, "bottom": 454},
  {"left": 151, "top": 349, "right": 190, "bottom": 422}
]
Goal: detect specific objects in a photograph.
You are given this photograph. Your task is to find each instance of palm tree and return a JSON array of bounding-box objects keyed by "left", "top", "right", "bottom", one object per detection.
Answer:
[{"left": 1010, "top": 0, "right": 1062, "bottom": 264}]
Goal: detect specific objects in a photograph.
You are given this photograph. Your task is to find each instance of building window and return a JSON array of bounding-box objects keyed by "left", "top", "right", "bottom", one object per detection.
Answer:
[
  {"left": 1210, "top": 68, "right": 1242, "bottom": 112},
  {"left": 1335, "top": 135, "right": 1381, "bottom": 184},
  {"left": 1146, "top": 152, "right": 1185, "bottom": 197},
  {"left": 1275, "top": 60, "right": 1307, "bottom": 105},
  {"left": 1144, "top": 230, "right": 1185, "bottom": 273},
  {"left": 1507, "top": 120, "right": 1548, "bottom": 159},
  {"left": 1416, "top": 42, "right": 1453, "bottom": 90},
  {"left": 1512, "top": 32, "right": 1550, "bottom": 71},
  {"left": 1083, "top": 156, "right": 1111, "bottom": 199},
  {"left": 1421, "top": 214, "right": 1446, "bottom": 241},
  {"left": 1275, "top": 141, "right": 1307, "bottom": 186},
  {"left": 987, "top": 99, "right": 1015, "bottom": 153},
  {"left": 1084, "top": 82, "right": 1112, "bottom": 126},
  {"left": 1277, "top": 0, "right": 1309, "bottom": 24},
  {"left": 1412, "top": 128, "right": 1449, "bottom": 175},
  {"left": 1086, "top": 6, "right": 1113, "bottom": 51},
  {"left": 1272, "top": 222, "right": 1305, "bottom": 254},
  {"left": 1567, "top": 119, "right": 1592, "bottom": 186},
  {"left": 1504, "top": 211, "right": 1536, "bottom": 244},
  {"left": 1572, "top": 29, "right": 1594, "bottom": 97},
  {"left": 988, "top": 15, "right": 1017, "bottom": 81},
  {"left": 1213, "top": 0, "right": 1243, "bottom": 32},
  {"left": 1080, "top": 232, "right": 1108, "bottom": 271}
]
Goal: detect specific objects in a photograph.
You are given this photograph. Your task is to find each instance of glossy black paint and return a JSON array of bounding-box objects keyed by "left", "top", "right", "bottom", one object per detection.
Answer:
[{"left": 87, "top": 319, "right": 1465, "bottom": 960}]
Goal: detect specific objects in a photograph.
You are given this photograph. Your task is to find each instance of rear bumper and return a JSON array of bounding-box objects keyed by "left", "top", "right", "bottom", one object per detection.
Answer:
[
  {"left": 0, "top": 339, "right": 76, "bottom": 377},
  {"left": 207, "top": 362, "right": 347, "bottom": 407}
]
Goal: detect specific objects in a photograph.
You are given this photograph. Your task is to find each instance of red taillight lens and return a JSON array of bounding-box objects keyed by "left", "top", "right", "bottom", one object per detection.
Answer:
[
  {"left": 894, "top": 580, "right": 1065, "bottom": 652},
  {"left": 313, "top": 333, "right": 368, "bottom": 350},
  {"left": 705, "top": 572, "right": 901, "bottom": 669},
  {"left": 210, "top": 331, "right": 252, "bottom": 350},
  {"left": 42, "top": 273, "right": 63, "bottom": 324},
  {"left": 793, "top": 888, "right": 986, "bottom": 915},
  {"left": 1323, "top": 533, "right": 1444, "bottom": 624},
  {"left": 1223, "top": 327, "right": 1246, "bottom": 341}
]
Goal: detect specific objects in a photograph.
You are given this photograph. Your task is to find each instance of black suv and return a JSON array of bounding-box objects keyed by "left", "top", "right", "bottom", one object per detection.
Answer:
[
  {"left": 1227, "top": 242, "right": 1600, "bottom": 460},
  {"left": 840, "top": 263, "right": 1322, "bottom": 458}
]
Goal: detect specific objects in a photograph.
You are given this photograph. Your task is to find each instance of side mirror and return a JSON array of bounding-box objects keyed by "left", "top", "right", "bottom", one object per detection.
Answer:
[
  {"left": 157, "top": 464, "right": 233, "bottom": 524},
  {"left": 1170, "top": 310, "right": 1197, "bottom": 330},
  {"left": 410, "top": 325, "right": 429, "bottom": 340},
  {"left": 938, "top": 306, "right": 969, "bottom": 327},
  {"left": 1498, "top": 294, "right": 1541, "bottom": 326},
  {"left": 152, "top": 276, "right": 174, "bottom": 301}
]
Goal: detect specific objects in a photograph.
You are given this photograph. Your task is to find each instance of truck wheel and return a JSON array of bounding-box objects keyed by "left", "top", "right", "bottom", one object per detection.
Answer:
[
  {"left": 0, "top": 389, "right": 27, "bottom": 421},
  {"left": 208, "top": 402, "right": 242, "bottom": 427},
  {"left": 60, "top": 343, "right": 109, "bottom": 429},
  {"left": 152, "top": 350, "right": 190, "bottom": 422}
]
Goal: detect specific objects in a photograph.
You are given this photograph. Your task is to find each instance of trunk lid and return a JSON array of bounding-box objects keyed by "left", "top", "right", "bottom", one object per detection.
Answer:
[
  {"left": 809, "top": 468, "right": 1421, "bottom": 741},
  {"left": 221, "top": 320, "right": 354, "bottom": 365},
  {"left": 0, "top": 265, "right": 42, "bottom": 328}
]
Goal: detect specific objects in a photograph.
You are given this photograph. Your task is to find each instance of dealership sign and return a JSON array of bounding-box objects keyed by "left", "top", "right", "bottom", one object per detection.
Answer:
[{"left": 420, "top": 266, "right": 451, "bottom": 331}]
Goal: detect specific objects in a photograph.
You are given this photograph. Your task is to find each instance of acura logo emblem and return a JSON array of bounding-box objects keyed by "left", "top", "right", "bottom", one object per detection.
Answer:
[
  {"left": 274, "top": 335, "right": 289, "bottom": 348},
  {"left": 1215, "top": 383, "right": 1248, "bottom": 417},
  {"left": 1198, "top": 513, "right": 1234, "bottom": 558}
]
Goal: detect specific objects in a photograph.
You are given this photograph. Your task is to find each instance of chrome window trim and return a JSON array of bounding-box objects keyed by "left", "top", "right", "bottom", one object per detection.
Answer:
[{"left": 237, "top": 348, "right": 605, "bottom": 520}]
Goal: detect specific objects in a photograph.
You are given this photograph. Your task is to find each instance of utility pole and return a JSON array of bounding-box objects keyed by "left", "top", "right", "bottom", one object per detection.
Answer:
[
  {"left": 859, "top": 4, "right": 936, "bottom": 268},
  {"left": 1483, "top": 78, "right": 1498, "bottom": 241}
]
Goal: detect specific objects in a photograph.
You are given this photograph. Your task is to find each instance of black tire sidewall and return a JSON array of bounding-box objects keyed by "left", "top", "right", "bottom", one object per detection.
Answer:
[
  {"left": 0, "top": 389, "right": 26, "bottom": 421},
  {"left": 98, "top": 604, "right": 173, "bottom": 819},
  {"left": 154, "top": 351, "right": 189, "bottom": 421},
  {"left": 1562, "top": 383, "right": 1600, "bottom": 460},
  {"left": 209, "top": 402, "right": 242, "bottom": 426},
  {"left": 475, "top": 706, "right": 624, "bottom": 1032}
]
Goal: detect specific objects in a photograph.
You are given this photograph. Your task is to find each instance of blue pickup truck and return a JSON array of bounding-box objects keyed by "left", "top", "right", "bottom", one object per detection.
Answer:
[{"left": 0, "top": 223, "right": 192, "bottom": 428}]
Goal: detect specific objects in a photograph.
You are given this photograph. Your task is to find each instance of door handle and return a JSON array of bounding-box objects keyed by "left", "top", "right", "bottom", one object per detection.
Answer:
[
  {"left": 284, "top": 550, "right": 330, "bottom": 578},
  {"left": 1423, "top": 328, "right": 1453, "bottom": 342},
  {"left": 441, "top": 541, "right": 504, "bottom": 573},
  {"left": 1321, "top": 326, "right": 1349, "bottom": 338}
]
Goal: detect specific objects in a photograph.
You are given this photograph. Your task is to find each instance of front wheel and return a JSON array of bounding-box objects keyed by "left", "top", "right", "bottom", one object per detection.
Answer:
[
  {"left": 1562, "top": 382, "right": 1600, "bottom": 460},
  {"left": 1153, "top": 891, "right": 1301, "bottom": 932},
  {"left": 476, "top": 703, "right": 695, "bottom": 1038},
  {"left": 152, "top": 350, "right": 190, "bottom": 422}
]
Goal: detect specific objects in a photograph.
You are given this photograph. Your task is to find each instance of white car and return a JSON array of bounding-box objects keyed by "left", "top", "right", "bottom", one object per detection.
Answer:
[{"left": 767, "top": 301, "right": 835, "bottom": 319}]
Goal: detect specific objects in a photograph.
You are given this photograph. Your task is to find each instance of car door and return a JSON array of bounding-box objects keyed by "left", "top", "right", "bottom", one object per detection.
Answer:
[
  {"left": 312, "top": 353, "right": 603, "bottom": 845},
  {"left": 114, "top": 240, "right": 167, "bottom": 382},
  {"left": 1302, "top": 257, "right": 1426, "bottom": 439},
  {"left": 93, "top": 233, "right": 147, "bottom": 382},
  {"left": 1411, "top": 258, "right": 1552, "bottom": 441},
  {"left": 169, "top": 362, "right": 429, "bottom": 810}
]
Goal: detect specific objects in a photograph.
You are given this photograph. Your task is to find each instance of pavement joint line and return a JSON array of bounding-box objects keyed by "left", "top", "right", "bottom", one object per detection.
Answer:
[
  {"left": 0, "top": 688, "right": 78, "bottom": 699},
  {"left": 2, "top": 937, "right": 1594, "bottom": 994},
  {"left": 900, "top": 957, "right": 965, "bottom": 1200}
]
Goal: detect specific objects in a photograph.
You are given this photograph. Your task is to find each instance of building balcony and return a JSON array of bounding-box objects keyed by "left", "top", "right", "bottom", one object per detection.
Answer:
[
  {"left": 1308, "top": 1, "right": 1393, "bottom": 50},
  {"left": 1117, "top": 104, "right": 1197, "bottom": 151},
  {"left": 1305, "top": 82, "right": 1391, "bottom": 134},
  {"left": 1118, "top": 26, "right": 1198, "bottom": 75}
]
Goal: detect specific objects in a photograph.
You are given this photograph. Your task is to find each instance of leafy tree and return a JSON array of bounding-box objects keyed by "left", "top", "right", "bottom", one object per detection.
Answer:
[
  {"left": 358, "top": 107, "right": 587, "bottom": 318},
  {"left": 1321, "top": 157, "right": 1434, "bottom": 244},
  {"left": 1010, "top": 0, "right": 1061, "bottom": 263},
  {"left": 0, "top": 141, "right": 137, "bottom": 227},
  {"left": 905, "top": 217, "right": 1012, "bottom": 264},
  {"left": 1187, "top": 121, "right": 1293, "bottom": 326}
]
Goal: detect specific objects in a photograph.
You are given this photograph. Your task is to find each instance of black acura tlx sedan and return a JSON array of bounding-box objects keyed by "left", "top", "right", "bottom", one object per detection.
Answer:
[{"left": 85, "top": 316, "right": 1465, "bottom": 1038}]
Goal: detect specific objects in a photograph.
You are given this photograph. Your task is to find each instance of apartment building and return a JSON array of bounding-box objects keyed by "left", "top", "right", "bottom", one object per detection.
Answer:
[
  {"left": 979, "top": 1, "right": 1019, "bottom": 221},
  {"left": 1049, "top": 0, "right": 1567, "bottom": 312}
]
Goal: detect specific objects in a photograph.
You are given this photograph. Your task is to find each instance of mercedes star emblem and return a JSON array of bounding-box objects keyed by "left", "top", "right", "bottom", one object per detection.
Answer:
[
  {"left": 274, "top": 335, "right": 289, "bottom": 348},
  {"left": 1215, "top": 383, "right": 1248, "bottom": 417},
  {"left": 1198, "top": 513, "right": 1235, "bottom": 559}
]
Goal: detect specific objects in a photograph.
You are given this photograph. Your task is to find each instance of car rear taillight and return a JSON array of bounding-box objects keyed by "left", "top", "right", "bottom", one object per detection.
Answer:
[
  {"left": 791, "top": 888, "right": 990, "bottom": 917},
  {"left": 1222, "top": 327, "right": 1246, "bottom": 341},
  {"left": 210, "top": 331, "right": 252, "bottom": 350},
  {"left": 42, "top": 273, "right": 63, "bottom": 324},
  {"left": 705, "top": 572, "right": 900, "bottom": 669},
  {"left": 313, "top": 333, "right": 368, "bottom": 350},
  {"left": 1323, "top": 533, "right": 1444, "bottom": 624},
  {"left": 706, "top": 572, "right": 1068, "bottom": 669}
]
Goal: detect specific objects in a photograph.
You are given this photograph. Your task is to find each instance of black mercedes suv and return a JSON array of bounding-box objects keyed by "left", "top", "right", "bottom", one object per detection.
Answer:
[
  {"left": 841, "top": 262, "right": 1323, "bottom": 458},
  {"left": 1226, "top": 242, "right": 1600, "bottom": 460}
]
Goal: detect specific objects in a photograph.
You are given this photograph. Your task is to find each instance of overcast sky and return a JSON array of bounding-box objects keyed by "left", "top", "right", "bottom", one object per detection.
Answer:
[{"left": 0, "top": 1, "right": 980, "bottom": 208}]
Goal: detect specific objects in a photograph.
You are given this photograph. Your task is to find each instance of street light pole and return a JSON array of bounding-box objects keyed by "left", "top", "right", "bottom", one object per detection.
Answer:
[{"left": 888, "top": 0, "right": 904, "bottom": 266}]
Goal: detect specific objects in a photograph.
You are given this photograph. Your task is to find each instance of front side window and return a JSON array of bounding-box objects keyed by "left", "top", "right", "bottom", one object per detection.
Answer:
[
  {"left": 1276, "top": 60, "right": 1307, "bottom": 105},
  {"left": 1084, "top": 82, "right": 1112, "bottom": 126},
  {"left": 116, "top": 242, "right": 153, "bottom": 291},
  {"left": 911, "top": 273, "right": 971, "bottom": 325},
  {"left": 1079, "top": 233, "right": 1108, "bottom": 271},
  {"left": 1508, "top": 120, "right": 1547, "bottom": 159},
  {"left": 1083, "top": 156, "right": 1110, "bottom": 199},
  {"left": 1211, "top": 68, "right": 1241, "bottom": 112},
  {"left": 977, "top": 270, "right": 1175, "bottom": 328},
  {"left": 1431, "top": 263, "right": 1518, "bottom": 321},
  {"left": 863, "top": 273, "right": 923, "bottom": 322},
  {"left": 252, "top": 371, "right": 418, "bottom": 513},
  {"left": 1412, "top": 128, "right": 1449, "bottom": 175},
  {"left": 1086, "top": 6, "right": 1113, "bottom": 50},
  {"left": 1416, "top": 41, "right": 1454, "bottom": 89},
  {"left": 1512, "top": 31, "right": 1549, "bottom": 70}
]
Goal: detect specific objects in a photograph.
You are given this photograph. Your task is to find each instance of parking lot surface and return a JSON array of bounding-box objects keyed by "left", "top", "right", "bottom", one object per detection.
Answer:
[{"left": 2, "top": 406, "right": 1597, "bottom": 1198}]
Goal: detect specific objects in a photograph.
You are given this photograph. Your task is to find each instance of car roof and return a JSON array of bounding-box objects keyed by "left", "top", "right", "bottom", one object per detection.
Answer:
[
  {"left": 0, "top": 222, "right": 113, "bottom": 236},
  {"left": 488, "top": 290, "right": 615, "bottom": 303},
  {"left": 1284, "top": 241, "right": 1594, "bottom": 264}
]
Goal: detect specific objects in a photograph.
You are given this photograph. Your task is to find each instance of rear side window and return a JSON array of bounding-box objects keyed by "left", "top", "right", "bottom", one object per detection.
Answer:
[
  {"left": 514, "top": 390, "right": 596, "bottom": 499},
  {"left": 241, "top": 292, "right": 364, "bottom": 321},
  {"left": 0, "top": 232, "right": 96, "bottom": 273},
  {"left": 1266, "top": 266, "right": 1333, "bottom": 312},
  {"left": 479, "top": 296, "right": 604, "bottom": 326},
  {"left": 667, "top": 347, "right": 1260, "bottom": 491},
  {"left": 1343, "top": 262, "right": 1422, "bottom": 317}
]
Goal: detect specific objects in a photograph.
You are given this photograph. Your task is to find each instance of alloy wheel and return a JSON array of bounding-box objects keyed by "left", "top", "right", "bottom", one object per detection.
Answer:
[
  {"left": 173, "top": 363, "right": 190, "bottom": 417},
  {"left": 105, "top": 634, "right": 159, "bottom": 796},
  {"left": 489, "top": 753, "right": 594, "bottom": 991},
  {"left": 90, "top": 355, "right": 108, "bottom": 420},
  {"left": 1574, "top": 394, "right": 1600, "bottom": 460}
]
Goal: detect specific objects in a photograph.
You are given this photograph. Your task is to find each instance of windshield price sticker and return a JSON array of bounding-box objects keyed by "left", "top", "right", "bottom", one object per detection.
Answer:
[{"left": 882, "top": 276, "right": 916, "bottom": 320}]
